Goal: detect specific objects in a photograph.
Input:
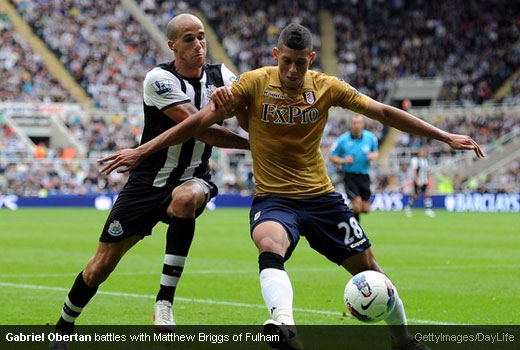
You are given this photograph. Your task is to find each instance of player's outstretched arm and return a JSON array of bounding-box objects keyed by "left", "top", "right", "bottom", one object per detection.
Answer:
[
  {"left": 364, "top": 99, "right": 485, "bottom": 158},
  {"left": 199, "top": 124, "right": 249, "bottom": 150},
  {"left": 98, "top": 106, "right": 224, "bottom": 174}
]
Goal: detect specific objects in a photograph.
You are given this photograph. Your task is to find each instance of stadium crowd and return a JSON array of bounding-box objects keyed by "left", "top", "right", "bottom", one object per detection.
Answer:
[
  {"left": 394, "top": 112, "right": 519, "bottom": 159},
  {"left": 2, "top": 0, "right": 519, "bottom": 197},
  {"left": 0, "top": 160, "right": 126, "bottom": 196},
  {"left": 8, "top": 0, "right": 519, "bottom": 107},
  {"left": 0, "top": 119, "right": 28, "bottom": 159},
  {"left": 2, "top": 110, "right": 518, "bottom": 196},
  {"left": 64, "top": 113, "right": 141, "bottom": 158},
  {"left": 196, "top": 0, "right": 321, "bottom": 72},
  {"left": 0, "top": 14, "right": 71, "bottom": 102},
  {"left": 13, "top": 0, "right": 164, "bottom": 108},
  {"left": 137, "top": 0, "right": 190, "bottom": 34},
  {"left": 332, "top": 0, "right": 520, "bottom": 103}
]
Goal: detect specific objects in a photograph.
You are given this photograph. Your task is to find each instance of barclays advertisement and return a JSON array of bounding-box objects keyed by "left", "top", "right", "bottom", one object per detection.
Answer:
[{"left": 1, "top": 193, "right": 519, "bottom": 212}]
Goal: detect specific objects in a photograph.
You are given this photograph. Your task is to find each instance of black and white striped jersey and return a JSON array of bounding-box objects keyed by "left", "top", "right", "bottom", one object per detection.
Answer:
[
  {"left": 129, "top": 61, "right": 236, "bottom": 188},
  {"left": 411, "top": 156, "right": 429, "bottom": 185}
]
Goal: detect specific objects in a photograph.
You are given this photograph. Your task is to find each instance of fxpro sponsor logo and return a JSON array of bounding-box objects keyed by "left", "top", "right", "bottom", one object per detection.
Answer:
[
  {"left": 0, "top": 195, "right": 18, "bottom": 210},
  {"left": 445, "top": 193, "right": 520, "bottom": 212},
  {"left": 261, "top": 103, "right": 319, "bottom": 125}
]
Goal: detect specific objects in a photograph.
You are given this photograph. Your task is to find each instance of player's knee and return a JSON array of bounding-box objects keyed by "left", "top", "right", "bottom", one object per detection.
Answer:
[
  {"left": 169, "top": 188, "right": 197, "bottom": 217},
  {"left": 255, "top": 236, "right": 285, "bottom": 256}
]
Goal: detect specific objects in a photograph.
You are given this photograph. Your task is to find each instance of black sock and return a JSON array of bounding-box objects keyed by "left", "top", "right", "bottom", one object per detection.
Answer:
[
  {"left": 258, "top": 251, "right": 285, "bottom": 273},
  {"left": 56, "top": 272, "right": 98, "bottom": 334},
  {"left": 156, "top": 216, "right": 195, "bottom": 303}
]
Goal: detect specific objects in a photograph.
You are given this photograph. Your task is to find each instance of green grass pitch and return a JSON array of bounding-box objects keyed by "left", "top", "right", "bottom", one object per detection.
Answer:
[{"left": 0, "top": 208, "right": 519, "bottom": 325}]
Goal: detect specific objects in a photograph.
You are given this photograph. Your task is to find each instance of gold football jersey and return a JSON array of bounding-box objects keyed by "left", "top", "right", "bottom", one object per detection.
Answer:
[{"left": 231, "top": 67, "right": 369, "bottom": 198}]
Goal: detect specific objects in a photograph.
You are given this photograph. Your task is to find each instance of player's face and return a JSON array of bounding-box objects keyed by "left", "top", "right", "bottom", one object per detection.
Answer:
[
  {"left": 274, "top": 45, "right": 316, "bottom": 90},
  {"left": 169, "top": 21, "right": 206, "bottom": 69}
]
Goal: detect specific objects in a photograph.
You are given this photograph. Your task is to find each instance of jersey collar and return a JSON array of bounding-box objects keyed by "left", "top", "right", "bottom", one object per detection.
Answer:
[
  {"left": 172, "top": 61, "right": 205, "bottom": 82},
  {"left": 269, "top": 67, "right": 314, "bottom": 91}
]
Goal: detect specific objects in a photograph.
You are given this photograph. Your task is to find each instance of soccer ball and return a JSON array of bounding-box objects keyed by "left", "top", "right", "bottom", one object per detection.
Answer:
[{"left": 344, "top": 270, "right": 396, "bottom": 323}]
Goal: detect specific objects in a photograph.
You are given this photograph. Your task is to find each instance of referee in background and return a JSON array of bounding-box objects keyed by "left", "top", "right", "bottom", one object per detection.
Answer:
[{"left": 330, "top": 115, "right": 378, "bottom": 223}]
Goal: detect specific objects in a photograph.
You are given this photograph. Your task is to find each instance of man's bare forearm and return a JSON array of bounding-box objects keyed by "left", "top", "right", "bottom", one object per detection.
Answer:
[
  {"left": 178, "top": 104, "right": 249, "bottom": 149},
  {"left": 137, "top": 106, "right": 214, "bottom": 158},
  {"left": 198, "top": 124, "right": 249, "bottom": 150},
  {"left": 366, "top": 103, "right": 450, "bottom": 143}
]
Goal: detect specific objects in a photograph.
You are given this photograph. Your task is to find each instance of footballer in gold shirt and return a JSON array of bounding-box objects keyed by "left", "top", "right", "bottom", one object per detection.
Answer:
[{"left": 230, "top": 66, "right": 369, "bottom": 198}]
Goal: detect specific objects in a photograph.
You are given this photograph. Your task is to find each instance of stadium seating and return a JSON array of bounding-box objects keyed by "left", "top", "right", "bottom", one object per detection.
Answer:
[
  {"left": 2, "top": 0, "right": 519, "bottom": 196},
  {"left": 13, "top": 0, "right": 162, "bottom": 108},
  {"left": 331, "top": 0, "right": 520, "bottom": 103},
  {"left": 194, "top": 0, "right": 322, "bottom": 72},
  {"left": 0, "top": 13, "right": 71, "bottom": 102}
]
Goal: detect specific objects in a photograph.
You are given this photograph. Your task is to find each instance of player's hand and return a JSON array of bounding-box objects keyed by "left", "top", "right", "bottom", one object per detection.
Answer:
[
  {"left": 343, "top": 155, "right": 354, "bottom": 164},
  {"left": 210, "top": 86, "right": 235, "bottom": 115},
  {"left": 446, "top": 133, "right": 485, "bottom": 158},
  {"left": 97, "top": 148, "right": 144, "bottom": 175}
]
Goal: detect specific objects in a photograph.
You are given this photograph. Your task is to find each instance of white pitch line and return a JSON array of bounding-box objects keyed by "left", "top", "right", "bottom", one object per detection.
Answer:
[
  {"left": 0, "top": 281, "right": 462, "bottom": 326},
  {"left": 0, "top": 267, "right": 346, "bottom": 279},
  {"left": 0, "top": 264, "right": 516, "bottom": 279}
]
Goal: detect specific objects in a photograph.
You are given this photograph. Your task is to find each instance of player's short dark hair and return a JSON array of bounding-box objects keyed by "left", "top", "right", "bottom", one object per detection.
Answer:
[{"left": 278, "top": 23, "right": 313, "bottom": 51}]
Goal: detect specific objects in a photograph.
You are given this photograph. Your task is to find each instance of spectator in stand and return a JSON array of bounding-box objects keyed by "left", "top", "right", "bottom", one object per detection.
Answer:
[{"left": 0, "top": 14, "right": 71, "bottom": 102}]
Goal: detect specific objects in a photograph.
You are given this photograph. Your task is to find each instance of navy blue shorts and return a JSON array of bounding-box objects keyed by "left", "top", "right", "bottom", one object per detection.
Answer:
[{"left": 249, "top": 192, "right": 371, "bottom": 264}]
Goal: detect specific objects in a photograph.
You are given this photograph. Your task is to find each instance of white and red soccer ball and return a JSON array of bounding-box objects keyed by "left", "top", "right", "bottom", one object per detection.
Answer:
[{"left": 344, "top": 270, "right": 396, "bottom": 323}]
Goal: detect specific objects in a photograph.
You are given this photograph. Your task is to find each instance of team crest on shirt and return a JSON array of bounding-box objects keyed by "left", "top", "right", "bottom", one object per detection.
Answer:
[
  {"left": 108, "top": 220, "right": 124, "bottom": 236},
  {"left": 303, "top": 91, "right": 315, "bottom": 104},
  {"left": 152, "top": 79, "right": 175, "bottom": 97}
]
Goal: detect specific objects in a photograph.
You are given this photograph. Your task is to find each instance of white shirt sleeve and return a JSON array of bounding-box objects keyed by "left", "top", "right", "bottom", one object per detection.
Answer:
[
  {"left": 221, "top": 64, "right": 238, "bottom": 87},
  {"left": 143, "top": 67, "right": 190, "bottom": 110}
]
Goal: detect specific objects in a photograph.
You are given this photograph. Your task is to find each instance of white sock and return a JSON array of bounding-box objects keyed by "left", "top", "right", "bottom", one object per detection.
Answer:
[
  {"left": 385, "top": 287, "right": 411, "bottom": 345},
  {"left": 259, "top": 268, "right": 294, "bottom": 325}
]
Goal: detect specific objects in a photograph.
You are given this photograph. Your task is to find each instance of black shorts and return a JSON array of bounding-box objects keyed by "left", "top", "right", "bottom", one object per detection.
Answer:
[
  {"left": 414, "top": 183, "right": 428, "bottom": 195},
  {"left": 343, "top": 172, "right": 371, "bottom": 201},
  {"left": 249, "top": 192, "right": 371, "bottom": 264},
  {"left": 99, "top": 178, "right": 218, "bottom": 243}
]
